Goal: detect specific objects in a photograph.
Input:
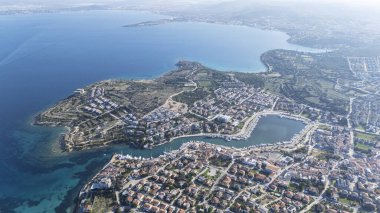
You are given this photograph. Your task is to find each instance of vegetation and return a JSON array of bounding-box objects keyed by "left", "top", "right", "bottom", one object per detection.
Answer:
[
  {"left": 339, "top": 197, "right": 359, "bottom": 206},
  {"left": 318, "top": 125, "right": 331, "bottom": 131},
  {"left": 260, "top": 50, "right": 356, "bottom": 115},
  {"left": 355, "top": 132, "right": 380, "bottom": 141},
  {"left": 316, "top": 152, "right": 342, "bottom": 161},
  {"left": 173, "top": 88, "right": 211, "bottom": 106},
  {"left": 92, "top": 195, "right": 115, "bottom": 213},
  {"left": 354, "top": 142, "right": 372, "bottom": 152},
  {"left": 233, "top": 72, "right": 265, "bottom": 88},
  {"left": 209, "top": 156, "right": 231, "bottom": 167}
]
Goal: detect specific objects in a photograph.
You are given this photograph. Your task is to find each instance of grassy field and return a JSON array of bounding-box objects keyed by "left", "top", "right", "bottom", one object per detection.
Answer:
[
  {"left": 92, "top": 196, "right": 114, "bottom": 213},
  {"left": 339, "top": 197, "right": 359, "bottom": 206},
  {"left": 355, "top": 142, "right": 372, "bottom": 152},
  {"left": 355, "top": 132, "right": 380, "bottom": 141},
  {"left": 318, "top": 125, "right": 331, "bottom": 131}
]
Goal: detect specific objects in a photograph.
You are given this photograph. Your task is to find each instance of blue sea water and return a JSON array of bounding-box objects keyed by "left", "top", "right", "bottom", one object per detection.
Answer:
[{"left": 0, "top": 10, "right": 315, "bottom": 212}]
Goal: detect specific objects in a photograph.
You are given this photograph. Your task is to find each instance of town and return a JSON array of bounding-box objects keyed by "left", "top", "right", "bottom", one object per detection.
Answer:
[
  {"left": 78, "top": 121, "right": 380, "bottom": 213},
  {"left": 34, "top": 56, "right": 380, "bottom": 213}
]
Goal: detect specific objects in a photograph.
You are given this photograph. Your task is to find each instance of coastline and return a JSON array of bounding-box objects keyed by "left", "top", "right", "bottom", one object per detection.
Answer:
[
  {"left": 120, "top": 14, "right": 330, "bottom": 51},
  {"left": 2, "top": 7, "right": 376, "bottom": 213},
  {"left": 0, "top": 8, "right": 366, "bottom": 213},
  {"left": 0, "top": 8, "right": 328, "bottom": 52},
  {"left": 5, "top": 10, "right": 318, "bottom": 211}
]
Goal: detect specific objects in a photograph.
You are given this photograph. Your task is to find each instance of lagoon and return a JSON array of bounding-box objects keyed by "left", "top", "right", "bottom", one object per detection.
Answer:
[{"left": 0, "top": 10, "right": 314, "bottom": 212}]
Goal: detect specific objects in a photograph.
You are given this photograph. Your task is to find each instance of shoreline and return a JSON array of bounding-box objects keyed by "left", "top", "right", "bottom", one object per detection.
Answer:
[
  {"left": 0, "top": 8, "right": 330, "bottom": 52},
  {"left": 155, "top": 110, "right": 310, "bottom": 148}
]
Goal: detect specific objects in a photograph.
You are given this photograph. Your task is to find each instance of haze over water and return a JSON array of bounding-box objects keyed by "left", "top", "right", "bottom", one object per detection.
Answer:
[{"left": 0, "top": 10, "right": 316, "bottom": 212}]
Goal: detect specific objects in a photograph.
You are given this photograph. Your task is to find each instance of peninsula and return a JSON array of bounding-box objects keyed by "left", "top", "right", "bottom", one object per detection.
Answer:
[
  {"left": 34, "top": 61, "right": 297, "bottom": 151},
  {"left": 35, "top": 51, "right": 380, "bottom": 213},
  {"left": 35, "top": 49, "right": 375, "bottom": 153}
]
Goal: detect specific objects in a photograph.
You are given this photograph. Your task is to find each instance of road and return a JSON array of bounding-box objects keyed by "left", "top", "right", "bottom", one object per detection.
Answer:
[
  {"left": 300, "top": 161, "right": 341, "bottom": 213},
  {"left": 347, "top": 97, "right": 355, "bottom": 158},
  {"left": 200, "top": 158, "right": 235, "bottom": 205}
]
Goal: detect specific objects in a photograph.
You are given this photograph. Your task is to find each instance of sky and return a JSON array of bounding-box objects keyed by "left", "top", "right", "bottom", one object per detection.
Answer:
[{"left": 1, "top": 0, "right": 380, "bottom": 12}]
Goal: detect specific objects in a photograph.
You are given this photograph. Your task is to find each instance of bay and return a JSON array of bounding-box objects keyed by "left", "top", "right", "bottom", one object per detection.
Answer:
[{"left": 0, "top": 10, "right": 315, "bottom": 212}]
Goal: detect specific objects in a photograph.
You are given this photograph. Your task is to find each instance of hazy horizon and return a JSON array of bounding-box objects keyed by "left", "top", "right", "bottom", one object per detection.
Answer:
[{"left": 2, "top": 0, "right": 380, "bottom": 8}]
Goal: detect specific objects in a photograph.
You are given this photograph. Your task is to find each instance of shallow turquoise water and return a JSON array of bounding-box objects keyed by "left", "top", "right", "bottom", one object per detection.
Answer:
[{"left": 0, "top": 10, "right": 314, "bottom": 212}]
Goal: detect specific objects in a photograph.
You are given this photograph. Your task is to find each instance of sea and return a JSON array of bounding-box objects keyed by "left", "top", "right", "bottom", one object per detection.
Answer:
[{"left": 0, "top": 10, "right": 318, "bottom": 212}]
